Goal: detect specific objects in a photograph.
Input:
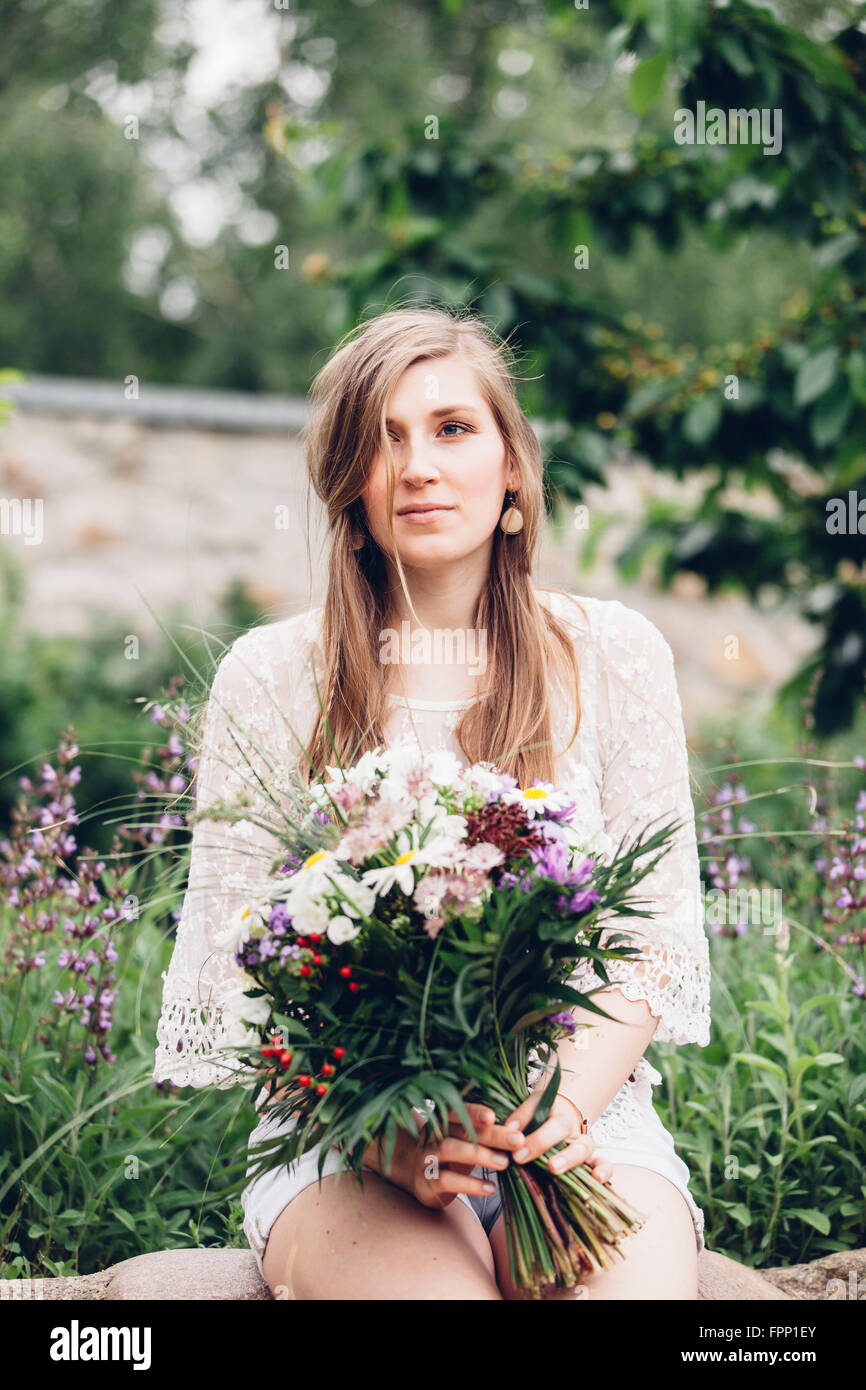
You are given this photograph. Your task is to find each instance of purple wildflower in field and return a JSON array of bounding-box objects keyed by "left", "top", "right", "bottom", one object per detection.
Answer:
[
  {"left": 0, "top": 731, "right": 129, "bottom": 1064},
  {"left": 699, "top": 776, "right": 757, "bottom": 937},
  {"left": 816, "top": 783, "right": 866, "bottom": 949},
  {"left": 119, "top": 675, "right": 190, "bottom": 851}
]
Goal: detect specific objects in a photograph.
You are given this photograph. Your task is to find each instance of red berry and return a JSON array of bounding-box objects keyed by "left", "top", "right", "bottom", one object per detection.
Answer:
[
  {"left": 315, "top": 1083, "right": 328, "bottom": 1096},
  {"left": 309, "top": 933, "right": 323, "bottom": 943},
  {"left": 297, "top": 1074, "right": 311, "bottom": 1087},
  {"left": 333, "top": 1047, "right": 346, "bottom": 1060},
  {"left": 312, "top": 953, "right": 323, "bottom": 965},
  {"left": 348, "top": 981, "right": 360, "bottom": 992},
  {"left": 321, "top": 1063, "right": 334, "bottom": 1076},
  {"left": 339, "top": 965, "right": 352, "bottom": 978},
  {"left": 300, "top": 964, "right": 311, "bottom": 977},
  {"left": 296, "top": 937, "right": 309, "bottom": 947},
  {"left": 261, "top": 1046, "right": 274, "bottom": 1058},
  {"left": 279, "top": 1051, "right": 293, "bottom": 1068}
]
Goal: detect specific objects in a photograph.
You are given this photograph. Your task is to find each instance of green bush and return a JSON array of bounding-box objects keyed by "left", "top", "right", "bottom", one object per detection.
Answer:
[{"left": 0, "top": 551, "right": 265, "bottom": 852}]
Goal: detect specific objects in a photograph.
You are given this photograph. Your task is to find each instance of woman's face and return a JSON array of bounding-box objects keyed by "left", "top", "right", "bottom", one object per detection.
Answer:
[{"left": 360, "top": 354, "right": 518, "bottom": 572}]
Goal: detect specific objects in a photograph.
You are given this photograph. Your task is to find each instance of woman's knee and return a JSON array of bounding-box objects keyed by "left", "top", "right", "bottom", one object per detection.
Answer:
[
  {"left": 491, "top": 1164, "right": 698, "bottom": 1301},
  {"left": 262, "top": 1169, "right": 502, "bottom": 1300}
]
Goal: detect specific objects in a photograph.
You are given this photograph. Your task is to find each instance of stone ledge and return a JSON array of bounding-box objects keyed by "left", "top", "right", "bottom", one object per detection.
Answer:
[
  {"left": 758, "top": 1246, "right": 866, "bottom": 1300},
  {"left": 0, "top": 1246, "right": 814, "bottom": 1300}
]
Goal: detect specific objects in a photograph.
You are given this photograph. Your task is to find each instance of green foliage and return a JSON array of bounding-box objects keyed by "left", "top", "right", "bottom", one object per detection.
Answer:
[
  {"left": 0, "top": 555, "right": 265, "bottom": 851},
  {"left": 0, "top": 845, "right": 258, "bottom": 1278},
  {"left": 654, "top": 935, "right": 865, "bottom": 1265},
  {"left": 282, "top": 0, "right": 866, "bottom": 733}
]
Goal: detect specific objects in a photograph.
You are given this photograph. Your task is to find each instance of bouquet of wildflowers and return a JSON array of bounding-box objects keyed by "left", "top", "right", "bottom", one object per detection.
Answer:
[{"left": 212, "top": 743, "right": 681, "bottom": 1297}]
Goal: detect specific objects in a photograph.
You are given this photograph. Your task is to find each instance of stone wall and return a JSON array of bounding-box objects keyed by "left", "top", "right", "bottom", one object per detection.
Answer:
[{"left": 0, "top": 376, "right": 818, "bottom": 742}]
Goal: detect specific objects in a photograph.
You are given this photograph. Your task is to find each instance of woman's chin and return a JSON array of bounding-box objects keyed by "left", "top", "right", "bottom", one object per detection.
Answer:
[{"left": 395, "top": 546, "right": 478, "bottom": 572}]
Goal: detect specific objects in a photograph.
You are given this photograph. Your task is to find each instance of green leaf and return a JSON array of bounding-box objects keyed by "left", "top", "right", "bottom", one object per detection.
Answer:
[
  {"left": 731, "top": 1052, "right": 787, "bottom": 1082},
  {"left": 794, "top": 346, "right": 839, "bottom": 407},
  {"left": 681, "top": 393, "right": 722, "bottom": 447},
  {"left": 796, "top": 994, "right": 841, "bottom": 1022},
  {"left": 810, "top": 379, "right": 852, "bottom": 449},
  {"left": 725, "top": 1203, "right": 752, "bottom": 1228},
  {"left": 788, "top": 1208, "right": 831, "bottom": 1235},
  {"left": 847, "top": 350, "right": 866, "bottom": 406},
  {"left": 807, "top": 1051, "right": 845, "bottom": 1068},
  {"left": 110, "top": 1206, "right": 138, "bottom": 1235},
  {"left": 813, "top": 230, "right": 859, "bottom": 270},
  {"left": 629, "top": 53, "right": 669, "bottom": 116},
  {"left": 529, "top": 1056, "right": 560, "bottom": 1133},
  {"left": 716, "top": 33, "right": 755, "bottom": 77}
]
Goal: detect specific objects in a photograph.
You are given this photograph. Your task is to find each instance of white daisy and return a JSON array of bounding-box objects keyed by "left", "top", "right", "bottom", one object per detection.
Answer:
[
  {"left": 361, "top": 826, "right": 458, "bottom": 897},
  {"left": 502, "top": 782, "right": 576, "bottom": 819},
  {"left": 214, "top": 895, "right": 273, "bottom": 952}
]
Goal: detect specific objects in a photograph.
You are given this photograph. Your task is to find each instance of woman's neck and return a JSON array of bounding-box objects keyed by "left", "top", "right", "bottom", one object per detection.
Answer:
[
  {"left": 384, "top": 570, "right": 482, "bottom": 633},
  {"left": 379, "top": 563, "right": 491, "bottom": 702}
]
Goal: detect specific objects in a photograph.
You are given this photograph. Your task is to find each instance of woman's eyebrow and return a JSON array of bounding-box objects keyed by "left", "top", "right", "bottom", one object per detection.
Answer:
[{"left": 385, "top": 404, "right": 483, "bottom": 424}]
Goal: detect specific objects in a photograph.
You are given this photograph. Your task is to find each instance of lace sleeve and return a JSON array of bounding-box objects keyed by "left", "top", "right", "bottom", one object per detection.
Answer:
[
  {"left": 153, "top": 622, "right": 310, "bottom": 1088},
  {"left": 574, "top": 601, "right": 711, "bottom": 1046}
]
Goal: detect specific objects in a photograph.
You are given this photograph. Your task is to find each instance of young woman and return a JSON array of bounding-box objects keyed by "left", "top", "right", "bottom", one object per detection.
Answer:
[{"left": 154, "top": 306, "right": 711, "bottom": 1300}]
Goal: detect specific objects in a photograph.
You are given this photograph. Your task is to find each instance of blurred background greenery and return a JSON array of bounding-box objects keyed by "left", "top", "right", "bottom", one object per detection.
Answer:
[
  {"left": 1, "top": 0, "right": 865, "bottom": 1280},
  {"left": 2, "top": 0, "right": 864, "bottom": 725}
]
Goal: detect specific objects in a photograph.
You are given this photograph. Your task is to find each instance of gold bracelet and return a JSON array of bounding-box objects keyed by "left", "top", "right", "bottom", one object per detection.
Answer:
[{"left": 557, "top": 1092, "right": 588, "bottom": 1136}]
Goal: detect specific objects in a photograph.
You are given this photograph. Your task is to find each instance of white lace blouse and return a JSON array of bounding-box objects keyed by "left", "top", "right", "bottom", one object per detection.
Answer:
[{"left": 153, "top": 588, "right": 711, "bottom": 1145}]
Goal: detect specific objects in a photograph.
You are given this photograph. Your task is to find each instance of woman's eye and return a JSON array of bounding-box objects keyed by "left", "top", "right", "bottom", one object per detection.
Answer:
[{"left": 386, "top": 422, "right": 471, "bottom": 443}]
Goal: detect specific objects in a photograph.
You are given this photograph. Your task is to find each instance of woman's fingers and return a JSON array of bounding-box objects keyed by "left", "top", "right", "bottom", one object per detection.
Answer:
[
  {"left": 543, "top": 1136, "right": 596, "bottom": 1174},
  {"left": 587, "top": 1154, "right": 615, "bottom": 1185},
  {"left": 437, "top": 1135, "right": 510, "bottom": 1170},
  {"left": 446, "top": 1105, "right": 526, "bottom": 1154},
  {"left": 431, "top": 1166, "right": 499, "bottom": 1199},
  {"left": 511, "top": 1110, "right": 581, "bottom": 1166},
  {"left": 500, "top": 1090, "right": 540, "bottom": 1134}
]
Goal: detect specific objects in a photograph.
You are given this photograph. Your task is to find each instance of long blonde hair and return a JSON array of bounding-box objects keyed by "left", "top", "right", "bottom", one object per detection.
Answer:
[{"left": 301, "top": 305, "right": 582, "bottom": 787}]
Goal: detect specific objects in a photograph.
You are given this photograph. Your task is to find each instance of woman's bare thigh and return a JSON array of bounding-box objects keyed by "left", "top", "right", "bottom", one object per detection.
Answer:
[
  {"left": 262, "top": 1168, "right": 502, "bottom": 1300},
  {"left": 490, "top": 1163, "right": 700, "bottom": 1301}
]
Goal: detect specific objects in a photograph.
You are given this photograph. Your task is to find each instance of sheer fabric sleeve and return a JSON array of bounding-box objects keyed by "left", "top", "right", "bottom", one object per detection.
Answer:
[
  {"left": 574, "top": 601, "right": 711, "bottom": 1047},
  {"left": 153, "top": 622, "right": 312, "bottom": 1088}
]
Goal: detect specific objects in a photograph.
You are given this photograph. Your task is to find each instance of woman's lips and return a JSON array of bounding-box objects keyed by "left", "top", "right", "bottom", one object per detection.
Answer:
[{"left": 397, "top": 507, "right": 454, "bottom": 523}]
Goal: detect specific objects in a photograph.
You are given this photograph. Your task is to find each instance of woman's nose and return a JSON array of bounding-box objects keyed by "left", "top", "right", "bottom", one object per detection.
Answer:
[{"left": 397, "top": 436, "right": 440, "bottom": 483}]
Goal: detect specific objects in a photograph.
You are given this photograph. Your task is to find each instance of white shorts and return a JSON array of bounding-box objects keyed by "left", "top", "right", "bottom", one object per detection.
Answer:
[{"left": 241, "top": 1102, "right": 706, "bottom": 1282}]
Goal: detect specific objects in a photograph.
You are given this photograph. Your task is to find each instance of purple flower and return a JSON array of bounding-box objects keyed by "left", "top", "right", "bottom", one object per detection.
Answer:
[
  {"left": 548, "top": 1009, "right": 577, "bottom": 1032},
  {"left": 268, "top": 902, "right": 292, "bottom": 935},
  {"left": 568, "top": 887, "right": 599, "bottom": 914},
  {"left": 529, "top": 840, "right": 571, "bottom": 884}
]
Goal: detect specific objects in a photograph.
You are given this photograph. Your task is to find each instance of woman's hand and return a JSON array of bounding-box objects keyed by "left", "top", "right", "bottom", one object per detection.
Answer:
[
  {"left": 410, "top": 1101, "right": 530, "bottom": 1212},
  {"left": 364, "top": 1102, "right": 527, "bottom": 1212},
  {"left": 503, "top": 1088, "right": 614, "bottom": 1185}
]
